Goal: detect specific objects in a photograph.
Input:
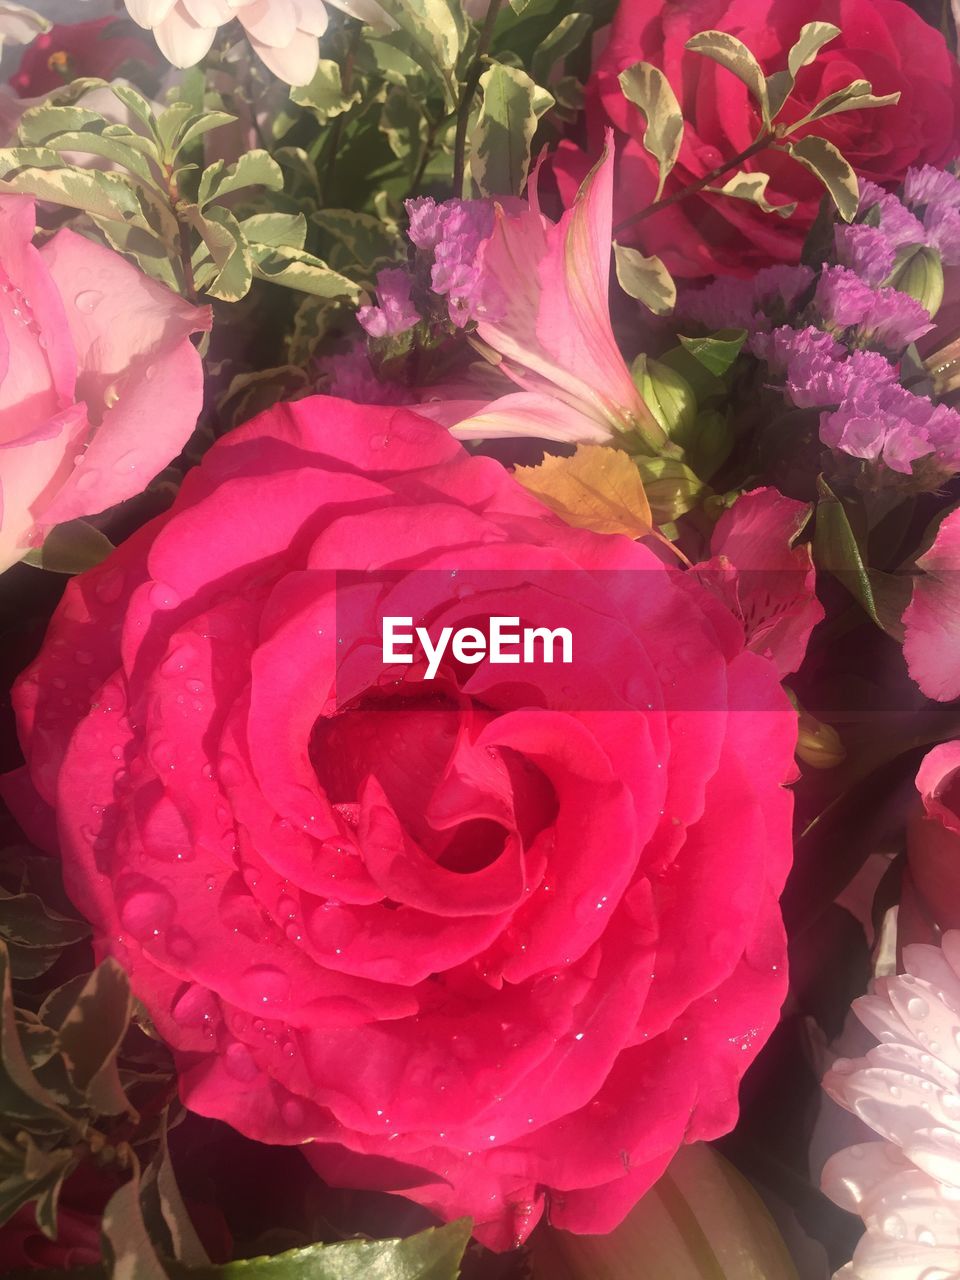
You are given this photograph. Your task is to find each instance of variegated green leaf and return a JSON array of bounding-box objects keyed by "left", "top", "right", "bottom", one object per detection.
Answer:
[{"left": 618, "top": 61, "right": 684, "bottom": 200}]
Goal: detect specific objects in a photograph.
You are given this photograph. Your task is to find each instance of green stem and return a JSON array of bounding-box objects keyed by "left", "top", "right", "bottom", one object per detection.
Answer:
[
  {"left": 612, "top": 133, "right": 771, "bottom": 236},
  {"left": 451, "top": 0, "right": 504, "bottom": 198}
]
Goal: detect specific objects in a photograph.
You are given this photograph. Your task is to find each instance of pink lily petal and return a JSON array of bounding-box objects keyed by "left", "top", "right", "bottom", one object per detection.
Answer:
[
  {"left": 436, "top": 391, "right": 615, "bottom": 444},
  {"left": 0, "top": 195, "right": 76, "bottom": 440},
  {"left": 35, "top": 227, "right": 210, "bottom": 525},
  {"left": 475, "top": 132, "right": 659, "bottom": 444},
  {"left": 247, "top": 28, "right": 320, "bottom": 85},
  {"left": 903, "top": 508, "right": 960, "bottom": 702},
  {"left": 0, "top": 401, "right": 88, "bottom": 571},
  {"left": 695, "top": 488, "right": 823, "bottom": 677}
]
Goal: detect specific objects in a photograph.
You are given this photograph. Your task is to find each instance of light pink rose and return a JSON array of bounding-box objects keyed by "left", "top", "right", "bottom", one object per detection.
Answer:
[{"left": 0, "top": 195, "right": 211, "bottom": 572}]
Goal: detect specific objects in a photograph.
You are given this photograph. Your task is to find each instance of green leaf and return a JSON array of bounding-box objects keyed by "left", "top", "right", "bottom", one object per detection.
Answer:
[
  {"left": 156, "top": 102, "right": 196, "bottom": 159},
  {"left": 197, "top": 150, "right": 284, "bottom": 209},
  {"left": 21, "top": 519, "right": 115, "bottom": 575},
  {"left": 16, "top": 103, "right": 105, "bottom": 146},
  {"left": 111, "top": 84, "right": 160, "bottom": 138},
  {"left": 379, "top": 86, "right": 427, "bottom": 161},
  {"left": 613, "top": 242, "right": 676, "bottom": 315},
  {"left": 56, "top": 958, "right": 134, "bottom": 1116},
  {"left": 190, "top": 206, "right": 254, "bottom": 302},
  {"left": 290, "top": 60, "right": 359, "bottom": 124},
  {"left": 241, "top": 212, "right": 308, "bottom": 250},
  {"left": 0, "top": 891, "right": 89, "bottom": 950},
  {"left": 313, "top": 209, "right": 402, "bottom": 269},
  {"left": 469, "top": 63, "right": 553, "bottom": 197},
  {"left": 370, "top": 0, "right": 465, "bottom": 105},
  {"left": 89, "top": 216, "right": 180, "bottom": 292},
  {"left": 708, "top": 170, "right": 797, "bottom": 217},
  {"left": 617, "top": 62, "right": 684, "bottom": 201},
  {"left": 814, "top": 477, "right": 910, "bottom": 635},
  {"left": 139, "top": 1117, "right": 210, "bottom": 1269},
  {"left": 766, "top": 22, "right": 840, "bottom": 118},
  {"left": 0, "top": 943, "right": 71, "bottom": 1130},
  {"left": 791, "top": 78, "right": 900, "bottom": 128},
  {"left": 531, "top": 12, "right": 593, "bottom": 85},
  {"left": 101, "top": 1160, "right": 170, "bottom": 1280},
  {"left": 181, "top": 1218, "right": 472, "bottom": 1280},
  {"left": 685, "top": 30, "right": 770, "bottom": 126},
  {"left": 677, "top": 329, "right": 748, "bottom": 378},
  {"left": 34, "top": 130, "right": 161, "bottom": 187},
  {"left": 785, "top": 134, "right": 860, "bottom": 222},
  {"left": 176, "top": 111, "right": 237, "bottom": 153},
  {"left": 0, "top": 151, "right": 142, "bottom": 221},
  {"left": 250, "top": 245, "right": 362, "bottom": 301},
  {"left": 0, "top": 1133, "right": 76, "bottom": 1236}
]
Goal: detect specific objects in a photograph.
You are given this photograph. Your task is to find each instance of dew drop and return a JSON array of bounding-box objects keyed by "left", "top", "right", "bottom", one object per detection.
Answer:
[
  {"left": 118, "top": 878, "right": 176, "bottom": 940},
  {"left": 907, "top": 995, "right": 930, "bottom": 1021},
  {"left": 882, "top": 1212, "right": 907, "bottom": 1240},
  {"left": 223, "top": 1041, "right": 258, "bottom": 1083},
  {"left": 240, "top": 965, "right": 290, "bottom": 1006},
  {"left": 75, "top": 289, "right": 103, "bottom": 313},
  {"left": 171, "top": 984, "right": 218, "bottom": 1029}
]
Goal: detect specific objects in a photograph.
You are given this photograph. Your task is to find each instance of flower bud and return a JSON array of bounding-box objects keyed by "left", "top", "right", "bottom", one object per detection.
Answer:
[
  {"left": 631, "top": 354, "right": 697, "bottom": 438},
  {"left": 636, "top": 456, "right": 705, "bottom": 523},
  {"left": 886, "top": 244, "right": 945, "bottom": 319},
  {"left": 795, "top": 707, "right": 845, "bottom": 769},
  {"left": 529, "top": 1143, "right": 799, "bottom": 1280}
]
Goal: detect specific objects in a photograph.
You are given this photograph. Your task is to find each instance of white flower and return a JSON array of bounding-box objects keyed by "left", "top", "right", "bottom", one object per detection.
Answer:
[
  {"left": 822, "top": 933, "right": 960, "bottom": 1279},
  {"left": 124, "top": 0, "right": 393, "bottom": 85},
  {"left": 0, "top": 3, "right": 49, "bottom": 52}
]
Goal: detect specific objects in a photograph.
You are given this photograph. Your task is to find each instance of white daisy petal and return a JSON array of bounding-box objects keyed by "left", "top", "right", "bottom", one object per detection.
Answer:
[
  {"left": 823, "top": 930, "right": 960, "bottom": 1279},
  {"left": 125, "top": 0, "right": 179, "bottom": 26},
  {"left": 238, "top": 0, "right": 298, "bottom": 46}
]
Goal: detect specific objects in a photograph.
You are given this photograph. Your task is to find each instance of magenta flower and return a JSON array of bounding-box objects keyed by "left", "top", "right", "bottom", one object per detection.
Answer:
[
  {"left": 814, "top": 267, "right": 933, "bottom": 352},
  {"left": 357, "top": 268, "right": 420, "bottom": 339},
  {"left": 820, "top": 381, "right": 960, "bottom": 476},
  {"left": 0, "top": 195, "right": 210, "bottom": 572}
]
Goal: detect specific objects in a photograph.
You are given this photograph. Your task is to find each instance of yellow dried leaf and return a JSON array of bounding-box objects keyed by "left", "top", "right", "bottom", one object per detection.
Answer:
[{"left": 514, "top": 445, "right": 653, "bottom": 539}]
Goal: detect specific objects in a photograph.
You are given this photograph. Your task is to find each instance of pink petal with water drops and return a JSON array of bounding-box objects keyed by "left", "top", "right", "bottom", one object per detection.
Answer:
[{"left": 0, "top": 401, "right": 88, "bottom": 571}]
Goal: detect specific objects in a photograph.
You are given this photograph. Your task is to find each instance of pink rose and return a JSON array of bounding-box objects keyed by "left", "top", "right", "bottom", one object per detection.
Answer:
[
  {"left": 3, "top": 399, "right": 796, "bottom": 1248},
  {"left": 0, "top": 196, "right": 210, "bottom": 572},
  {"left": 558, "top": 0, "right": 960, "bottom": 277}
]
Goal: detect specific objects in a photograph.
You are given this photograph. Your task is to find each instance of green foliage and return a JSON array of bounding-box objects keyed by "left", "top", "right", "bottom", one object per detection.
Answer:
[{"left": 617, "top": 21, "right": 901, "bottom": 230}]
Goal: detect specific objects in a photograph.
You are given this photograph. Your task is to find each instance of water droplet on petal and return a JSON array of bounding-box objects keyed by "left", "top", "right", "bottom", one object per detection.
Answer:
[
  {"left": 75, "top": 290, "right": 103, "bottom": 314},
  {"left": 118, "top": 878, "right": 176, "bottom": 940},
  {"left": 907, "top": 995, "right": 930, "bottom": 1021},
  {"left": 240, "top": 965, "right": 290, "bottom": 1007},
  {"left": 224, "top": 1041, "right": 258, "bottom": 1082},
  {"left": 172, "top": 984, "right": 219, "bottom": 1028},
  {"left": 281, "top": 1098, "right": 305, "bottom": 1127}
]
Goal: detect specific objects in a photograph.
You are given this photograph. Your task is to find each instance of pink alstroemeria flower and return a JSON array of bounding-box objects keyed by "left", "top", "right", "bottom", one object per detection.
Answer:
[
  {"left": 902, "top": 506, "right": 960, "bottom": 702},
  {"left": 0, "top": 195, "right": 211, "bottom": 572},
  {"left": 439, "top": 135, "right": 664, "bottom": 450},
  {"left": 694, "top": 488, "right": 824, "bottom": 678}
]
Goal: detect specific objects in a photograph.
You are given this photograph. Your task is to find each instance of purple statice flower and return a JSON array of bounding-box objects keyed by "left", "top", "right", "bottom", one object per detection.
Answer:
[
  {"left": 834, "top": 224, "right": 896, "bottom": 286},
  {"left": 821, "top": 380, "right": 960, "bottom": 475},
  {"left": 858, "top": 180, "right": 926, "bottom": 249},
  {"left": 403, "top": 196, "right": 500, "bottom": 328},
  {"left": 677, "top": 265, "right": 814, "bottom": 336},
  {"left": 922, "top": 203, "right": 960, "bottom": 266},
  {"left": 357, "top": 267, "right": 421, "bottom": 339},
  {"left": 814, "top": 266, "right": 933, "bottom": 351},
  {"left": 902, "top": 165, "right": 960, "bottom": 212},
  {"left": 753, "top": 324, "right": 900, "bottom": 410},
  {"left": 319, "top": 342, "right": 414, "bottom": 406}
]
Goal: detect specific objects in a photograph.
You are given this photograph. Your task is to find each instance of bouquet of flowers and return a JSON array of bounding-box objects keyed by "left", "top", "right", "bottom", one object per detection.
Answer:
[{"left": 2, "top": 0, "right": 960, "bottom": 1276}]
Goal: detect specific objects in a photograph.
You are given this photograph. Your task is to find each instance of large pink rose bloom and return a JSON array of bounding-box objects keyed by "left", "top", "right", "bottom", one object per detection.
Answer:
[
  {"left": 559, "top": 0, "right": 960, "bottom": 277},
  {"left": 0, "top": 195, "right": 210, "bottom": 572},
  {"left": 3, "top": 399, "right": 796, "bottom": 1248}
]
